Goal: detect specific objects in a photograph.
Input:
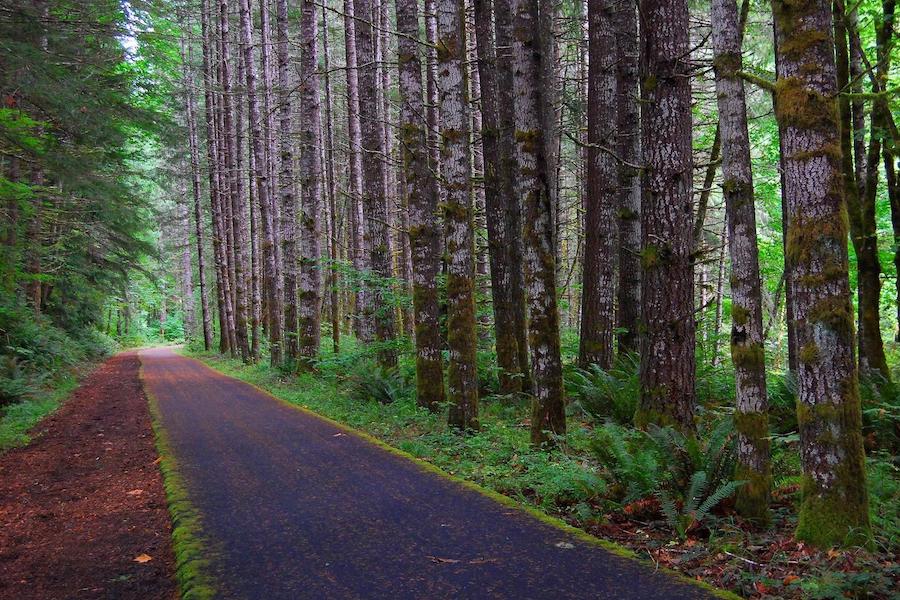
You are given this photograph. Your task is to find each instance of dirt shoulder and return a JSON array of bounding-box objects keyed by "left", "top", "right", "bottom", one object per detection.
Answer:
[{"left": 0, "top": 352, "right": 177, "bottom": 600}]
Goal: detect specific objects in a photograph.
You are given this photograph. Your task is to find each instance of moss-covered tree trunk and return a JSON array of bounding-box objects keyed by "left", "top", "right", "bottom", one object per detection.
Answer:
[
  {"left": 614, "top": 0, "right": 641, "bottom": 356},
  {"left": 472, "top": 0, "right": 522, "bottom": 394},
  {"left": 296, "top": 0, "right": 323, "bottom": 367},
  {"left": 355, "top": 0, "right": 398, "bottom": 368},
  {"left": 834, "top": 3, "right": 890, "bottom": 382},
  {"left": 396, "top": 0, "right": 446, "bottom": 411},
  {"left": 771, "top": 0, "right": 871, "bottom": 547},
  {"left": 509, "top": 0, "right": 566, "bottom": 445},
  {"left": 635, "top": 0, "right": 696, "bottom": 431},
  {"left": 436, "top": 0, "right": 480, "bottom": 430},
  {"left": 578, "top": 0, "right": 618, "bottom": 371},
  {"left": 710, "top": 0, "right": 771, "bottom": 522},
  {"left": 494, "top": 0, "right": 531, "bottom": 391}
]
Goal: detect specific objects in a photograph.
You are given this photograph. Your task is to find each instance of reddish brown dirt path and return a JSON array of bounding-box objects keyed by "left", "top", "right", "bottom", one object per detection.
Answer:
[{"left": 0, "top": 352, "right": 177, "bottom": 600}]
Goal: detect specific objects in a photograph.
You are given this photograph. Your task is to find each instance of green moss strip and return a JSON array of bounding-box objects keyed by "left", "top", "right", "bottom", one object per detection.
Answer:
[
  {"left": 141, "top": 361, "right": 217, "bottom": 600},
  {"left": 186, "top": 351, "right": 739, "bottom": 600}
]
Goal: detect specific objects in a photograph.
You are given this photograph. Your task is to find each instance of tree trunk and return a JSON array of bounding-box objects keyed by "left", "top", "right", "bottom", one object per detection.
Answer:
[
  {"left": 219, "top": 0, "right": 250, "bottom": 362},
  {"left": 396, "top": 0, "right": 446, "bottom": 411},
  {"left": 436, "top": 0, "right": 480, "bottom": 429},
  {"left": 321, "top": 7, "right": 341, "bottom": 354},
  {"left": 242, "top": 0, "right": 283, "bottom": 365},
  {"left": 181, "top": 34, "right": 213, "bottom": 351},
  {"left": 635, "top": 0, "right": 696, "bottom": 431},
  {"left": 772, "top": 0, "right": 870, "bottom": 547},
  {"left": 473, "top": 0, "right": 522, "bottom": 394},
  {"left": 355, "top": 0, "right": 398, "bottom": 367},
  {"left": 296, "top": 0, "right": 324, "bottom": 366},
  {"left": 711, "top": 0, "right": 771, "bottom": 522},
  {"left": 614, "top": 0, "right": 641, "bottom": 356},
  {"left": 494, "top": 0, "right": 531, "bottom": 390},
  {"left": 343, "top": 0, "right": 374, "bottom": 343},
  {"left": 508, "top": 0, "right": 566, "bottom": 444},
  {"left": 579, "top": 0, "right": 618, "bottom": 370},
  {"left": 834, "top": 1, "right": 890, "bottom": 381}
]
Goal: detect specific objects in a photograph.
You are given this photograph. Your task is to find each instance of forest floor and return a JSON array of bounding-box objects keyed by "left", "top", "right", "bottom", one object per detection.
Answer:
[
  {"left": 141, "top": 346, "right": 722, "bottom": 599},
  {"left": 0, "top": 352, "right": 176, "bottom": 600}
]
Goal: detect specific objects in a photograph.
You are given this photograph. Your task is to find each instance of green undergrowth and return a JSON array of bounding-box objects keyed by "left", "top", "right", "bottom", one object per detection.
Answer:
[
  {"left": 0, "top": 369, "right": 82, "bottom": 451},
  {"left": 0, "top": 298, "right": 117, "bottom": 451},
  {"left": 143, "top": 364, "right": 217, "bottom": 600}
]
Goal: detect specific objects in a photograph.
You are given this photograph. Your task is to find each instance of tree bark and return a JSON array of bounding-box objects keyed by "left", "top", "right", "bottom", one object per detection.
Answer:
[
  {"left": 508, "top": 0, "right": 566, "bottom": 444},
  {"left": 436, "top": 0, "right": 480, "bottom": 429},
  {"left": 635, "top": 0, "right": 696, "bottom": 431},
  {"left": 579, "top": 0, "right": 618, "bottom": 370},
  {"left": 355, "top": 0, "right": 399, "bottom": 367},
  {"left": 343, "top": 0, "right": 374, "bottom": 343},
  {"left": 614, "top": 0, "right": 641, "bottom": 356},
  {"left": 219, "top": 0, "right": 250, "bottom": 362},
  {"left": 180, "top": 33, "right": 213, "bottom": 351},
  {"left": 711, "top": 0, "right": 771, "bottom": 522},
  {"left": 295, "top": 0, "right": 324, "bottom": 366},
  {"left": 834, "top": 1, "right": 890, "bottom": 381},
  {"left": 396, "top": 0, "right": 447, "bottom": 411},
  {"left": 321, "top": 6, "right": 341, "bottom": 354},
  {"left": 473, "top": 0, "right": 522, "bottom": 394},
  {"left": 242, "top": 0, "right": 284, "bottom": 365},
  {"left": 494, "top": 0, "right": 531, "bottom": 389},
  {"left": 772, "top": 0, "right": 870, "bottom": 547}
]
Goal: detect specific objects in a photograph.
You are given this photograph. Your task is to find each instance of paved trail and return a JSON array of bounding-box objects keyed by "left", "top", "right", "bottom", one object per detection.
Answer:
[{"left": 141, "top": 347, "right": 717, "bottom": 600}]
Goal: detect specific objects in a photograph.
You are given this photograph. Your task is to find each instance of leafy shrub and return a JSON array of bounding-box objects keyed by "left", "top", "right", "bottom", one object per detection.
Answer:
[
  {"left": 589, "top": 423, "right": 661, "bottom": 503},
  {"left": 566, "top": 354, "right": 640, "bottom": 425},
  {"left": 346, "top": 362, "right": 411, "bottom": 404},
  {"left": 658, "top": 470, "right": 743, "bottom": 540},
  {"left": 590, "top": 417, "right": 742, "bottom": 537},
  {"left": 646, "top": 416, "right": 737, "bottom": 499},
  {"left": 0, "top": 355, "right": 32, "bottom": 406}
]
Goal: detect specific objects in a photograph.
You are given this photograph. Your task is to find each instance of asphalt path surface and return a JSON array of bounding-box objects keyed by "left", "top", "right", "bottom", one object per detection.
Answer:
[{"left": 140, "top": 347, "right": 718, "bottom": 600}]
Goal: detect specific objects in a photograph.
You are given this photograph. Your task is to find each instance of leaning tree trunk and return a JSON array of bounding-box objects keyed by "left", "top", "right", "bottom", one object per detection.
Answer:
[
  {"left": 395, "top": 0, "right": 447, "bottom": 411},
  {"left": 241, "top": 0, "right": 283, "bottom": 365},
  {"left": 772, "top": 0, "right": 870, "bottom": 547},
  {"left": 296, "top": 0, "right": 323, "bottom": 366},
  {"left": 436, "top": 0, "right": 480, "bottom": 429},
  {"left": 614, "top": 0, "right": 641, "bottom": 355},
  {"left": 578, "top": 0, "right": 618, "bottom": 370},
  {"left": 473, "top": 0, "right": 522, "bottom": 394},
  {"left": 711, "top": 0, "right": 771, "bottom": 522},
  {"left": 508, "top": 0, "right": 566, "bottom": 445},
  {"left": 635, "top": 0, "right": 696, "bottom": 431}
]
